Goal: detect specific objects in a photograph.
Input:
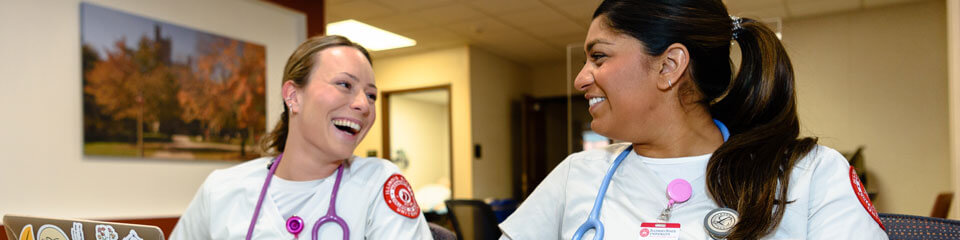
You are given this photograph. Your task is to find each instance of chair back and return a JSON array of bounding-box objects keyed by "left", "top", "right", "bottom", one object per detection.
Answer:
[
  {"left": 445, "top": 200, "right": 501, "bottom": 240},
  {"left": 429, "top": 222, "right": 457, "bottom": 240},
  {"left": 880, "top": 213, "right": 960, "bottom": 240},
  {"left": 931, "top": 192, "right": 953, "bottom": 218}
]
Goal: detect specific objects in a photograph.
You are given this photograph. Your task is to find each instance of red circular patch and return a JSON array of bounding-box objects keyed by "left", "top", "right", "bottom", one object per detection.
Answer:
[
  {"left": 382, "top": 174, "right": 420, "bottom": 218},
  {"left": 849, "top": 166, "right": 885, "bottom": 231}
]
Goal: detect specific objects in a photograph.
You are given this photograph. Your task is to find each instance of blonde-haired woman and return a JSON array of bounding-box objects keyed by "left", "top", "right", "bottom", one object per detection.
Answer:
[{"left": 172, "top": 35, "right": 432, "bottom": 239}]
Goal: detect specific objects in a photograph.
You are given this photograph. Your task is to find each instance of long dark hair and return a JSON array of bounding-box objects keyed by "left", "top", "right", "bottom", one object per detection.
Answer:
[
  {"left": 261, "top": 35, "right": 371, "bottom": 154},
  {"left": 594, "top": 0, "right": 817, "bottom": 238}
]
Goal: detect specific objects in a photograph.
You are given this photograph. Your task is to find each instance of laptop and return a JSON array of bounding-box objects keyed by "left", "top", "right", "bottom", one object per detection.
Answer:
[{"left": 3, "top": 214, "right": 164, "bottom": 240}]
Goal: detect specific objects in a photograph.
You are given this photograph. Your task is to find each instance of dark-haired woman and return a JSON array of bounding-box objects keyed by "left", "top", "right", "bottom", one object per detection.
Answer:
[
  {"left": 171, "top": 35, "right": 432, "bottom": 239},
  {"left": 499, "top": 0, "right": 887, "bottom": 239}
]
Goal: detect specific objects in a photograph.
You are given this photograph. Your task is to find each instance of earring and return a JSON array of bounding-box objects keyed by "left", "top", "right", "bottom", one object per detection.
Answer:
[{"left": 667, "top": 80, "right": 673, "bottom": 88}]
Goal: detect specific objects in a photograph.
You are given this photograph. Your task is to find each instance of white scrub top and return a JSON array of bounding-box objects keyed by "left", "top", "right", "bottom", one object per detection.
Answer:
[
  {"left": 170, "top": 156, "right": 432, "bottom": 240},
  {"left": 500, "top": 143, "right": 888, "bottom": 240}
]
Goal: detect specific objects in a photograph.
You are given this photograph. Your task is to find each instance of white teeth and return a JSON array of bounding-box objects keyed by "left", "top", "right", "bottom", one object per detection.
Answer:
[
  {"left": 332, "top": 119, "right": 361, "bottom": 133},
  {"left": 588, "top": 97, "right": 606, "bottom": 107}
]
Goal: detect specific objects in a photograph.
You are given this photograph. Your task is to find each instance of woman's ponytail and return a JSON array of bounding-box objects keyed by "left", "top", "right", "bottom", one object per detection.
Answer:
[{"left": 705, "top": 17, "right": 818, "bottom": 239}]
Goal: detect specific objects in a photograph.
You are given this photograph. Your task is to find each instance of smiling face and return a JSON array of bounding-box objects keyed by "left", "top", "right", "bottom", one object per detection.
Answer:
[
  {"left": 287, "top": 46, "right": 376, "bottom": 160},
  {"left": 575, "top": 16, "right": 670, "bottom": 142}
]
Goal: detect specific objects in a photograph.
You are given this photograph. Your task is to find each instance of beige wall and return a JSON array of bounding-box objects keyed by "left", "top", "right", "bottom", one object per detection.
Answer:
[
  {"left": 948, "top": 0, "right": 960, "bottom": 219},
  {"left": 787, "top": 0, "right": 949, "bottom": 215},
  {"left": 359, "top": 46, "right": 530, "bottom": 200},
  {"left": 468, "top": 48, "right": 529, "bottom": 199},
  {"left": 0, "top": 0, "right": 304, "bottom": 218},
  {"left": 529, "top": 62, "right": 569, "bottom": 98},
  {"left": 355, "top": 47, "right": 475, "bottom": 198}
]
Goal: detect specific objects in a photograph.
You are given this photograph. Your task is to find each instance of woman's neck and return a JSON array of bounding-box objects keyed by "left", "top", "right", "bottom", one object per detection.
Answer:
[
  {"left": 632, "top": 111, "right": 723, "bottom": 158},
  {"left": 275, "top": 139, "right": 344, "bottom": 181}
]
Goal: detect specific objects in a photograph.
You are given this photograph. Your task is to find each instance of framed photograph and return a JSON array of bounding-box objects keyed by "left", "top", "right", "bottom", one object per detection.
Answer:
[{"left": 81, "top": 2, "right": 266, "bottom": 161}]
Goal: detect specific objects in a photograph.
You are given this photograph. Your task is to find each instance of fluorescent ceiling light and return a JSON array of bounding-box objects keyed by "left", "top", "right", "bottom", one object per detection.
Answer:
[{"left": 326, "top": 19, "right": 416, "bottom": 51}]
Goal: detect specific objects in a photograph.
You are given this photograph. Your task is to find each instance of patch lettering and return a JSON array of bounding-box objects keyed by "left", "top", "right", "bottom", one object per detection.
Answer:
[
  {"left": 72, "top": 222, "right": 84, "bottom": 240},
  {"left": 850, "top": 166, "right": 885, "bottom": 230},
  {"left": 383, "top": 174, "right": 420, "bottom": 218}
]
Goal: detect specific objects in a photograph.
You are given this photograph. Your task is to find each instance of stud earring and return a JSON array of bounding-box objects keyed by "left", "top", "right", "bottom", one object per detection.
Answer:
[{"left": 668, "top": 80, "right": 673, "bottom": 88}]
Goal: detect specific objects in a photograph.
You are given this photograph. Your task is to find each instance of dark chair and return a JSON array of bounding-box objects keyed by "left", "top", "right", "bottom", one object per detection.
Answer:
[
  {"left": 445, "top": 199, "right": 501, "bottom": 240},
  {"left": 931, "top": 192, "right": 953, "bottom": 218},
  {"left": 429, "top": 222, "right": 458, "bottom": 240},
  {"left": 879, "top": 213, "right": 960, "bottom": 239}
]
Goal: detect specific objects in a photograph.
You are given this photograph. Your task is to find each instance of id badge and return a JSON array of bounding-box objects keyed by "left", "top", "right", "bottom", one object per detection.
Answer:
[{"left": 638, "top": 222, "right": 681, "bottom": 240}]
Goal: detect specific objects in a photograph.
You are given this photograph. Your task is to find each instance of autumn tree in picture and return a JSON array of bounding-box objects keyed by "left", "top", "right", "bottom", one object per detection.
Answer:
[{"left": 82, "top": 3, "right": 266, "bottom": 161}]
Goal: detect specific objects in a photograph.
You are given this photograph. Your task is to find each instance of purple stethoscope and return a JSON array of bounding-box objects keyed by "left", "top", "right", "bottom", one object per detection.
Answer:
[
  {"left": 246, "top": 153, "right": 350, "bottom": 240},
  {"left": 571, "top": 119, "right": 730, "bottom": 240}
]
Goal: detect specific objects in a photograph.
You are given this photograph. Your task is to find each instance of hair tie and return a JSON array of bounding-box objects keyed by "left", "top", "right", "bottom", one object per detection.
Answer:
[{"left": 730, "top": 16, "right": 743, "bottom": 40}]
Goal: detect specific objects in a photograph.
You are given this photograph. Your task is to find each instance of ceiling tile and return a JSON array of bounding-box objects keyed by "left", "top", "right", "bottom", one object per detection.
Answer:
[
  {"left": 372, "top": 0, "right": 457, "bottom": 12},
  {"left": 329, "top": 0, "right": 923, "bottom": 67},
  {"left": 326, "top": 0, "right": 395, "bottom": 20},
  {"left": 498, "top": 8, "right": 569, "bottom": 28},
  {"left": 467, "top": 0, "right": 545, "bottom": 15},
  {"left": 470, "top": 28, "right": 535, "bottom": 45},
  {"left": 361, "top": 14, "right": 433, "bottom": 32},
  {"left": 551, "top": 0, "right": 603, "bottom": 25},
  {"left": 396, "top": 28, "right": 469, "bottom": 46},
  {"left": 411, "top": 3, "right": 486, "bottom": 24},
  {"left": 444, "top": 18, "right": 516, "bottom": 37},
  {"left": 520, "top": 19, "right": 586, "bottom": 39},
  {"left": 787, "top": 0, "right": 861, "bottom": 18}
]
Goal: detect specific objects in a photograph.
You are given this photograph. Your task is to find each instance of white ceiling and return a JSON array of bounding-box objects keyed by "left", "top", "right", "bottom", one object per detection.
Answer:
[{"left": 327, "top": 0, "right": 930, "bottom": 67}]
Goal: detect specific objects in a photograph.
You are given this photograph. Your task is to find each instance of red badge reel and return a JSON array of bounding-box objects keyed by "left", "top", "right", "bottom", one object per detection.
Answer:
[
  {"left": 849, "top": 166, "right": 885, "bottom": 230},
  {"left": 383, "top": 174, "right": 421, "bottom": 218}
]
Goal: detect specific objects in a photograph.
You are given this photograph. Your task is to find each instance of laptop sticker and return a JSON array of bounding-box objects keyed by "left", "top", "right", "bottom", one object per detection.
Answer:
[
  {"left": 122, "top": 229, "right": 143, "bottom": 240},
  {"left": 36, "top": 224, "right": 68, "bottom": 240},
  {"left": 95, "top": 224, "right": 119, "bottom": 240},
  {"left": 72, "top": 222, "right": 85, "bottom": 240},
  {"left": 18, "top": 224, "right": 34, "bottom": 240}
]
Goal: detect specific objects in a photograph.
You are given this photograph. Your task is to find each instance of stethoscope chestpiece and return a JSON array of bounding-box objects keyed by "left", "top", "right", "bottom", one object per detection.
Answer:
[
  {"left": 286, "top": 216, "right": 304, "bottom": 238},
  {"left": 704, "top": 207, "right": 738, "bottom": 239}
]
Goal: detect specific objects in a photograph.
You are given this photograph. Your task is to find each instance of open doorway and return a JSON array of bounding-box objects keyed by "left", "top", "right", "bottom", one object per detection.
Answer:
[{"left": 381, "top": 85, "right": 452, "bottom": 214}]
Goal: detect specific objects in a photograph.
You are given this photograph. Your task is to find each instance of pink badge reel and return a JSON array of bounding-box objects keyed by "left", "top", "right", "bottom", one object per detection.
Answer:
[{"left": 667, "top": 179, "right": 692, "bottom": 207}]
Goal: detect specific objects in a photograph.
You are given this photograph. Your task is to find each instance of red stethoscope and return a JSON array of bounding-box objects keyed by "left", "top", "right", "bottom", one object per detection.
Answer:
[{"left": 246, "top": 153, "right": 350, "bottom": 240}]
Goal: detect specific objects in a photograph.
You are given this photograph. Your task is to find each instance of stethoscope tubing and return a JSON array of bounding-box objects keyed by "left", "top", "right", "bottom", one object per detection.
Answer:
[
  {"left": 571, "top": 119, "right": 729, "bottom": 240},
  {"left": 246, "top": 153, "right": 284, "bottom": 240},
  {"left": 247, "top": 154, "right": 350, "bottom": 240},
  {"left": 572, "top": 146, "right": 634, "bottom": 240}
]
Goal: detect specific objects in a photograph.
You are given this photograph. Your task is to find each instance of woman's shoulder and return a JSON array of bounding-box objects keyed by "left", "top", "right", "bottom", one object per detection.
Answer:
[
  {"left": 205, "top": 156, "right": 273, "bottom": 183},
  {"left": 346, "top": 156, "right": 404, "bottom": 186},
  {"left": 566, "top": 142, "right": 632, "bottom": 164},
  {"left": 793, "top": 144, "right": 849, "bottom": 172}
]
